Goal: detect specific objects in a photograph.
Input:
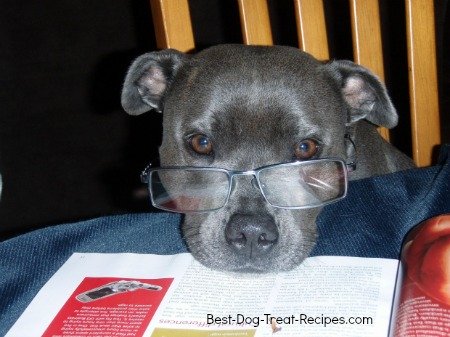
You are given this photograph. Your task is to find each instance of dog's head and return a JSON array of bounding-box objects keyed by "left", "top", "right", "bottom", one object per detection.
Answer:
[{"left": 121, "top": 45, "right": 398, "bottom": 272}]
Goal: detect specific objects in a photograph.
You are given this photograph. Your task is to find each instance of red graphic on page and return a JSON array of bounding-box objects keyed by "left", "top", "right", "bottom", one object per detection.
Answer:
[
  {"left": 43, "top": 277, "right": 172, "bottom": 337},
  {"left": 393, "top": 215, "right": 450, "bottom": 337},
  {"left": 404, "top": 214, "right": 450, "bottom": 306}
]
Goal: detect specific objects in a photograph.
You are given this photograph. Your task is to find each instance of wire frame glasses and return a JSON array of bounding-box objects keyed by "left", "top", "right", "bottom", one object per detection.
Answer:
[{"left": 141, "top": 159, "right": 348, "bottom": 213}]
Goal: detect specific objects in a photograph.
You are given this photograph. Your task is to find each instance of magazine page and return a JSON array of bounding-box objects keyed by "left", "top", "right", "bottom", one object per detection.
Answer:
[
  {"left": 149, "top": 256, "right": 398, "bottom": 337},
  {"left": 391, "top": 214, "right": 450, "bottom": 336},
  {"left": 6, "top": 253, "right": 399, "bottom": 337},
  {"left": 5, "top": 253, "right": 193, "bottom": 337},
  {"left": 265, "top": 256, "right": 398, "bottom": 337}
]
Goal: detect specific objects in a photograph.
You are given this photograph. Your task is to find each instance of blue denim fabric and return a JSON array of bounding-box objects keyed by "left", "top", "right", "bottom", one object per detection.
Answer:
[{"left": 1, "top": 145, "right": 449, "bottom": 335}]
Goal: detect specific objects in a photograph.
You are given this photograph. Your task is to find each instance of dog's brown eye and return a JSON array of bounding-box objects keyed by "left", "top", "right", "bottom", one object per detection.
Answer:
[
  {"left": 294, "top": 139, "right": 319, "bottom": 160},
  {"left": 190, "top": 134, "right": 213, "bottom": 155}
]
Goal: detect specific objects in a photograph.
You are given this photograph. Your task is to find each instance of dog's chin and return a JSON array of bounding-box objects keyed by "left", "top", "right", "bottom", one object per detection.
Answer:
[
  {"left": 187, "top": 241, "right": 315, "bottom": 274},
  {"left": 225, "top": 258, "right": 310, "bottom": 274}
]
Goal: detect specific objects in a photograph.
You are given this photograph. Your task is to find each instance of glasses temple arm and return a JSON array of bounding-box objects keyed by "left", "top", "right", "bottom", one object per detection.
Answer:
[
  {"left": 140, "top": 163, "right": 153, "bottom": 183},
  {"left": 344, "top": 133, "right": 357, "bottom": 172}
]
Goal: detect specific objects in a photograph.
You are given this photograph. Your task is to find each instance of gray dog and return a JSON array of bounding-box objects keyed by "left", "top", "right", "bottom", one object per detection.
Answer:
[{"left": 121, "top": 44, "right": 414, "bottom": 273}]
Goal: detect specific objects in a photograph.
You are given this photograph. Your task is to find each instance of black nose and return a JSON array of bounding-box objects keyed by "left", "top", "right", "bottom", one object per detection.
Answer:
[{"left": 225, "top": 214, "right": 279, "bottom": 258}]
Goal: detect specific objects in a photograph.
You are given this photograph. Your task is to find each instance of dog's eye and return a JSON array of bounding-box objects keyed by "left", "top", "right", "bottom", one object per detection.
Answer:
[
  {"left": 294, "top": 139, "right": 319, "bottom": 160},
  {"left": 189, "top": 134, "right": 213, "bottom": 155}
]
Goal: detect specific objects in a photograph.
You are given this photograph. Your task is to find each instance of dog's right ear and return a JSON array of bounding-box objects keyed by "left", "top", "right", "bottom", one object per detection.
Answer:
[
  {"left": 121, "top": 49, "right": 187, "bottom": 115},
  {"left": 323, "top": 60, "right": 398, "bottom": 129}
]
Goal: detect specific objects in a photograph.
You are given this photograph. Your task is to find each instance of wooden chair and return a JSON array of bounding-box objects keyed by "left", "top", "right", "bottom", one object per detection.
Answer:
[{"left": 149, "top": 0, "right": 441, "bottom": 167}]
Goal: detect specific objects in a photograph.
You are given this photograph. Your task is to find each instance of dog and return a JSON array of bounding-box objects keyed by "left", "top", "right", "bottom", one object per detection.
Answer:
[{"left": 121, "top": 44, "right": 414, "bottom": 273}]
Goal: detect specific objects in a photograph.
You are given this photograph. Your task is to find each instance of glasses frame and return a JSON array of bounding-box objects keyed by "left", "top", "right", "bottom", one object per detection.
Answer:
[{"left": 141, "top": 158, "right": 349, "bottom": 213}]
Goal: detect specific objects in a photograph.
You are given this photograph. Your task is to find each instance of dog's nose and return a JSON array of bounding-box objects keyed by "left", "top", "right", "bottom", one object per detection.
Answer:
[{"left": 225, "top": 214, "right": 278, "bottom": 258}]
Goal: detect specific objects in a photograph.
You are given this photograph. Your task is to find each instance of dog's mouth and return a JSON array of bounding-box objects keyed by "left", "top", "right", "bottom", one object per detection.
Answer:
[
  {"left": 228, "top": 264, "right": 271, "bottom": 273},
  {"left": 196, "top": 237, "right": 311, "bottom": 274},
  {"left": 226, "top": 258, "right": 292, "bottom": 273}
]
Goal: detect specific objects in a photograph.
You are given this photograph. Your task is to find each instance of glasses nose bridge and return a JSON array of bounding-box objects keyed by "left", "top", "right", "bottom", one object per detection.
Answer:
[{"left": 229, "top": 170, "right": 261, "bottom": 192}]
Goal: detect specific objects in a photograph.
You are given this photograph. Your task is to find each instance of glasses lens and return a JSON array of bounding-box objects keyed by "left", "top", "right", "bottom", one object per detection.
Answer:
[
  {"left": 258, "top": 160, "right": 346, "bottom": 208},
  {"left": 149, "top": 169, "right": 230, "bottom": 212}
]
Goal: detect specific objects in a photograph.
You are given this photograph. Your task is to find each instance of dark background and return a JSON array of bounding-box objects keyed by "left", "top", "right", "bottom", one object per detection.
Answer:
[{"left": 0, "top": 0, "right": 449, "bottom": 240}]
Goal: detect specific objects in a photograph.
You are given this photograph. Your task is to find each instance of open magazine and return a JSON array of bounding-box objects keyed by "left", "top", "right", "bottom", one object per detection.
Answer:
[{"left": 5, "top": 214, "right": 450, "bottom": 337}]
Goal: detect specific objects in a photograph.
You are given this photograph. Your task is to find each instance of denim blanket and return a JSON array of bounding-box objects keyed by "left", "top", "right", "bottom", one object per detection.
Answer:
[{"left": 1, "top": 146, "right": 449, "bottom": 335}]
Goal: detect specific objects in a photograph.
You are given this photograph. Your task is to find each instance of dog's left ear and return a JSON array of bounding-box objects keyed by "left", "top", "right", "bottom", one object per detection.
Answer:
[
  {"left": 324, "top": 60, "right": 398, "bottom": 128},
  {"left": 121, "top": 49, "right": 187, "bottom": 115}
]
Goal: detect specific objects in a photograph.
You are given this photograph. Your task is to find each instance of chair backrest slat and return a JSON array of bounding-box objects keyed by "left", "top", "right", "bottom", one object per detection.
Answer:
[
  {"left": 349, "top": 0, "right": 390, "bottom": 141},
  {"left": 293, "top": 0, "right": 329, "bottom": 61},
  {"left": 237, "top": 0, "right": 273, "bottom": 45},
  {"left": 405, "top": 0, "right": 441, "bottom": 167},
  {"left": 149, "top": 0, "right": 195, "bottom": 51}
]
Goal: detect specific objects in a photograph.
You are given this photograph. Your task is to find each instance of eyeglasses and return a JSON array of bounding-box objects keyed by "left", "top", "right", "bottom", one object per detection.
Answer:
[{"left": 140, "top": 158, "right": 348, "bottom": 213}]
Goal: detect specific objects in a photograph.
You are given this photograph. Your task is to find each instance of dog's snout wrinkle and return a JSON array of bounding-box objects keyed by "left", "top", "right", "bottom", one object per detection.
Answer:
[{"left": 225, "top": 214, "right": 278, "bottom": 259}]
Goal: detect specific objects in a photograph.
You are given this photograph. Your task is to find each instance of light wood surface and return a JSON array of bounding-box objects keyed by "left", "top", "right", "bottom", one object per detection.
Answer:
[
  {"left": 293, "top": 0, "right": 329, "bottom": 61},
  {"left": 237, "top": 0, "right": 273, "bottom": 45},
  {"left": 149, "top": 0, "right": 195, "bottom": 51},
  {"left": 405, "top": 0, "right": 441, "bottom": 166}
]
